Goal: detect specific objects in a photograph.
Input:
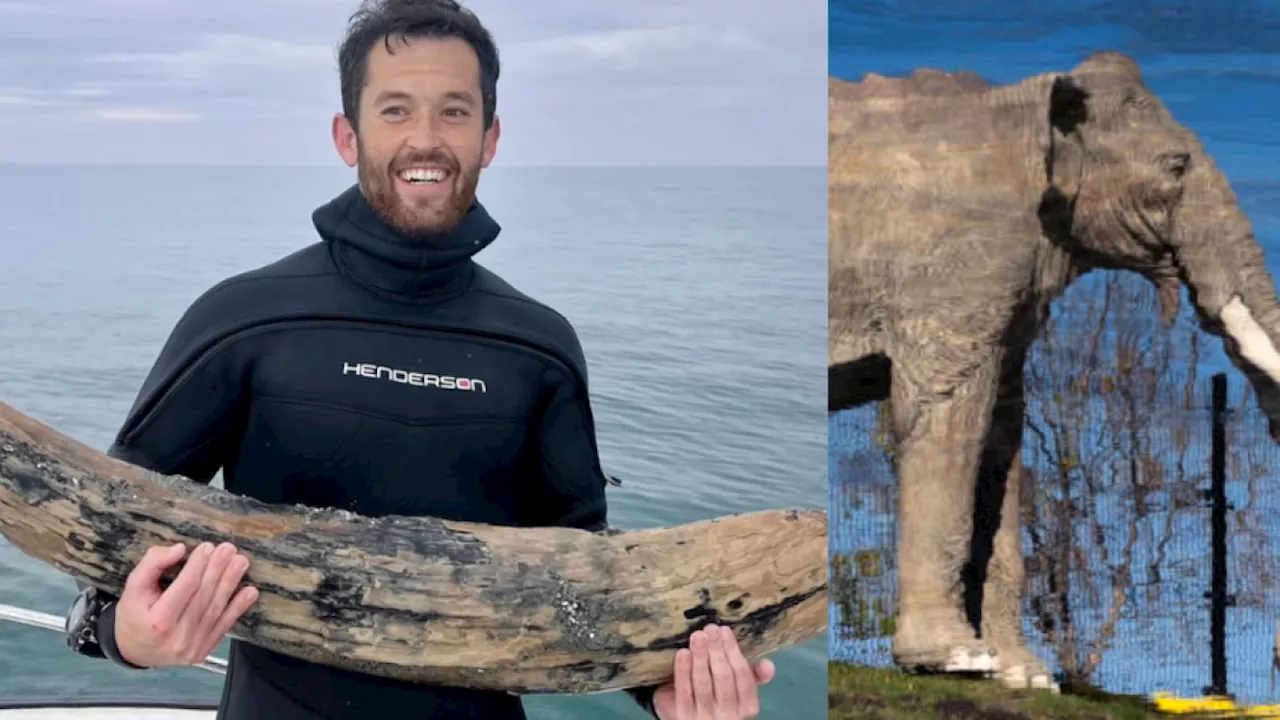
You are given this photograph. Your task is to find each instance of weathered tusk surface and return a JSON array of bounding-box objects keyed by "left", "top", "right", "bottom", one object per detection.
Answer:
[{"left": 0, "top": 399, "right": 827, "bottom": 694}]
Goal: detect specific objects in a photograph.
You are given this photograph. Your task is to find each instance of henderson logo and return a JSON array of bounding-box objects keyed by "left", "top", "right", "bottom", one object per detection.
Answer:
[{"left": 342, "top": 362, "right": 487, "bottom": 393}]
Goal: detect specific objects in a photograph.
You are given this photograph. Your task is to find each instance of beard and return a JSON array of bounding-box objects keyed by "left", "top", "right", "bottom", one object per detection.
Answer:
[{"left": 357, "top": 140, "right": 481, "bottom": 239}]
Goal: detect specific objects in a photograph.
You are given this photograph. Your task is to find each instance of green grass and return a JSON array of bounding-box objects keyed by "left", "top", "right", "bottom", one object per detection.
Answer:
[{"left": 828, "top": 662, "right": 1164, "bottom": 719}]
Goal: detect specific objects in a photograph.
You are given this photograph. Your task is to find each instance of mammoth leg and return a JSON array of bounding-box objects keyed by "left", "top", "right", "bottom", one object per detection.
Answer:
[
  {"left": 890, "top": 358, "right": 999, "bottom": 674},
  {"left": 972, "top": 353, "right": 1058, "bottom": 691}
]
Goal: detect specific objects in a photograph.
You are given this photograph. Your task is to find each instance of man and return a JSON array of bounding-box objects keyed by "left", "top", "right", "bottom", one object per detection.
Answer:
[{"left": 61, "top": 1, "right": 777, "bottom": 718}]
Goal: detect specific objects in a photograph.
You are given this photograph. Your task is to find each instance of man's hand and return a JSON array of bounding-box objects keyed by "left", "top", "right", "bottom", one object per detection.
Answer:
[
  {"left": 114, "top": 541, "right": 259, "bottom": 668},
  {"left": 653, "top": 624, "right": 776, "bottom": 719}
]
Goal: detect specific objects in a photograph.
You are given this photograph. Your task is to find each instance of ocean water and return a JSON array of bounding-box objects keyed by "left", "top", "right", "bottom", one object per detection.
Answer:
[
  {"left": 0, "top": 165, "right": 827, "bottom": 718},
  {"left": 829, "top": 0, "right": 1280, "bottom": 705}
]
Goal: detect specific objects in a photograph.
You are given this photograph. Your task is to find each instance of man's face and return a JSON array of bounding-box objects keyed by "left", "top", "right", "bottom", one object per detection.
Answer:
[{"left": 332, "top": 35, "right": 499, "bottom": 238}]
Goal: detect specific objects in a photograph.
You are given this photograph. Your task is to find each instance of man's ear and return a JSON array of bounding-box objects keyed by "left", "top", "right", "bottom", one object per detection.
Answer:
[
  {"left": 481, "top": 115, "right": 501, "bottom": 169},
  {"left": 332, "top": 113, "right": 358, "bottom": 168}
]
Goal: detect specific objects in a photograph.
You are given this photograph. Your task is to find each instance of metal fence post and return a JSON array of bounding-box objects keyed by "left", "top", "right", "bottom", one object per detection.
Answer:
[{"left": 1204, "top": 372, "right": 1230, "bottom": 697}]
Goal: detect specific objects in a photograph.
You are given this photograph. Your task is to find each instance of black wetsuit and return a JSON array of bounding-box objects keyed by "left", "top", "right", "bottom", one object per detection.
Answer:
[{"left": 84, "top": 185, "right": 656, "bottom": 719}]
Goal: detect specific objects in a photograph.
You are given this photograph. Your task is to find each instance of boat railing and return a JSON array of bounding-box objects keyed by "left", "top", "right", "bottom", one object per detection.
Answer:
[{"left": 0, "top": 601, "right": 228, "bottom": 675}]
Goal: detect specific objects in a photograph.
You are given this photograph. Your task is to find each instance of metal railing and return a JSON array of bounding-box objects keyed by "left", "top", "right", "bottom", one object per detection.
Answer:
[{"left": 0, "top": 601, "right": 228, "bottom": 675}]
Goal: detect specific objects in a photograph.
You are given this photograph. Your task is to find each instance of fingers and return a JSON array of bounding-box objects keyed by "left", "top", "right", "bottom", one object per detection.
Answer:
[
  {"left": 674, "top": 648, "right": 696, "bottom": 719},
  {"left": 123, "top": 544, "right": 187, "bottom": 600},
  {"left": 690, "top": 628, "right": 716, "bottom": 712},
  {"left": 150, "top": 542, "right": 215, "bottom": 622},
  {"left": 193, "top": 585, "right": 259, "bottom": 662},
  {"left": 706, "top": 627, "right": 739, "bottom": 712},
  {"left": 113, "top": 540, "right": 259, "bottom": 669},
  {"left": 723, "top": 628, "right": 760, "bottom": 717},
  {"left": 187, "top": 544, "right": 247, "bottom": 649},
  {"left": 177, "top": 544, "right": 235, "bottom": 629},
  {"left": 681, "top": 625, "right": 768, "bottom": 719},
  {"left": 181, "top": 544, "right": 231, "bottom": 636},
  {"left": 753, "top": 658, "right": 776, "bottom": 685},
  {"left": 172, "top": 542, "right": 254, "bottom": 662}
]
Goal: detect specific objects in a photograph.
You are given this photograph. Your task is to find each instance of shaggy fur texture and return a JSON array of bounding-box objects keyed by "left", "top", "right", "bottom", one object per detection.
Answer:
[{"left": 829, "top": 50, "right": 1280, "bottom": 690}]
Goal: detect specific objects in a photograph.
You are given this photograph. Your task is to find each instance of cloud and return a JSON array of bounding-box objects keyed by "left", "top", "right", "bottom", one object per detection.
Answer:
[
  {"left": 0, "top": 95, "right": 48, "bottom": 106},
  {"left": 90, "top": 107, "right": 199, "bottom": 122},
  {"left": 0, "top": 1, "right": 822, "bottom": 165},
  {"left": 0, "top": 86, "right": 110, "bottom": 97},
  {"left": 0, "top": 86, "right": 112, "bottom": 114},
  {"left": 505, "top": 25, "right": 764, "bottom": 70},
  {"left": 0, "top": 87, "right": 91, "bottom": 107},
  {"left": 596, "top": 83, "right": 750, "bottom": 107},
  {"left": 0, "top": 1, "right": 61, "bottom": 13},
  {"left": 90, "top": 34, "right": 334, "bottom": 80}
]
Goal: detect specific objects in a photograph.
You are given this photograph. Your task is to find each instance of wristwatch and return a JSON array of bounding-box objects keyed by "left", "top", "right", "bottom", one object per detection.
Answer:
[{"left": 65, "top": 586, "right": 110, "bottom": 659}]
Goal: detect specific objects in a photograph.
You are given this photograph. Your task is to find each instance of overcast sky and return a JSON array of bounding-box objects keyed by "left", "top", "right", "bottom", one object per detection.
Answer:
[{"left": 0, "top": 0, "right": 825, "bottom": 166}]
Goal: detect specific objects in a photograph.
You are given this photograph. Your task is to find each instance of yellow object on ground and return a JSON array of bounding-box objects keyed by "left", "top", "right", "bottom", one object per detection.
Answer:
[{"left": 1149, "top": 692, "right": 1280, "bottom": 717}]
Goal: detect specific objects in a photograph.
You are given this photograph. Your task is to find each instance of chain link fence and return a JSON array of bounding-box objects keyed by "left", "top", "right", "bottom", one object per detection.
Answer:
[{"left": 829, "top": 270, "right": 1280, "bottom": 706}]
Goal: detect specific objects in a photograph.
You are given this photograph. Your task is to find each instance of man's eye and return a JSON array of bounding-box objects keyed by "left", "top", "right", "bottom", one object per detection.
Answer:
[
  {"left": 444, "top": 108, "right": 469, "bottom": 117},
  {"left": 383, "top": 107, "right": 406, "bottom": 116}
]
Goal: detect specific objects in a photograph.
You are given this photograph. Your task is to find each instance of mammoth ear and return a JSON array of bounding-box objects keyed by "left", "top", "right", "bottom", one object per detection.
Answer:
[{"left": 1048, "top": 75, "right": 1090, "bottom": 135}]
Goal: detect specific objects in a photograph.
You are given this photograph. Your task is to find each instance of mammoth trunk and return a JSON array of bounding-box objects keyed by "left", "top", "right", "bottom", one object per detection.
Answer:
[{"left": 1175, "top": 162, "right": 1280, "bottom": 439}]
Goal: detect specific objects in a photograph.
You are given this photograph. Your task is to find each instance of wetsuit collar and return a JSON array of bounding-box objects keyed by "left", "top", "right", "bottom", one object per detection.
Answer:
[{"left": 312, "top": 183, "right": 500, "bottom": 300}]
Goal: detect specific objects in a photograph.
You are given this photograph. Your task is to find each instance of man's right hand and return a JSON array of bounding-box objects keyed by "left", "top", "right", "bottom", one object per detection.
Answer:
[{"left": 114, "top": 541, "right": 260, "bottom": 668}]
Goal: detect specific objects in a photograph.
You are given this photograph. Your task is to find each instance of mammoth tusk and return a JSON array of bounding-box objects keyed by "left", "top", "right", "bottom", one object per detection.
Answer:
[
  {"left": 0, "top": 398, "right": 827, "bottom": 694},
  {"left": 1221, "top": 295, "right": 1280, "bottom": 383}
]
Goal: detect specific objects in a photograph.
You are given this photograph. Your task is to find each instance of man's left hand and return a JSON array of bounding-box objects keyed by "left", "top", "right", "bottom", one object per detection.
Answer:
[{"left": 652, "top": 624, "right": 776, "bottom": 719}]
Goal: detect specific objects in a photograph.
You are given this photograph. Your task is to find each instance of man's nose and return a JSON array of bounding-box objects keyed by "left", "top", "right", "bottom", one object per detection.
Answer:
[{"left": 406, "top": 113, "right": 444, "bottom": 149}]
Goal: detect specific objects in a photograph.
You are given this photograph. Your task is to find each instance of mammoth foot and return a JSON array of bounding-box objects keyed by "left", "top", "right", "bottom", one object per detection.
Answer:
[
  {"left": 992, "top": 649, "right": 1059, "bottom": 693},
  {"left": 893, "top": 617, "right": 998, "bottom": 674},
  {"left": 894, "top": 643, "right": 999, "bottom": 674}
]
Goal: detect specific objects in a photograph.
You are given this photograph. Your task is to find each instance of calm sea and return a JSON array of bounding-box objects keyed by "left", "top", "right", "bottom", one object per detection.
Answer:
[
  {"left": 830, "top": 0, "right": 1280, "bottom": 705},
  {"left": 0, "top": 165, "right": 827, "bottom": 718}
]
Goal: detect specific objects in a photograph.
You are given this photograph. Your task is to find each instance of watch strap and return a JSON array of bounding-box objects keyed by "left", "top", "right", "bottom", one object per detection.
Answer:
[{"left": 97, "top": 601, "right": 148, "bottom": 670}]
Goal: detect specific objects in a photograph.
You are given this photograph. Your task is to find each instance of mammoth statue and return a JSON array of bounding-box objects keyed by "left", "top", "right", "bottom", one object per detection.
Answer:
[{"left": 828, "top": 51, "right": 1280, "bottom": 691}]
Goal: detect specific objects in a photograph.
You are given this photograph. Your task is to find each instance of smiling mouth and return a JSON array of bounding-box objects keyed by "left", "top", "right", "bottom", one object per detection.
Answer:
[{"left": 396, "top": 166, "right": 453, "bottom": 185}]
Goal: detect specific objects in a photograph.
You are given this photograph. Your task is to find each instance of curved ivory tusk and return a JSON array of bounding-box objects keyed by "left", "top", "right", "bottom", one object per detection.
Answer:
[{"left": 0, "top": 399, "right": 827, "bottom": 694}]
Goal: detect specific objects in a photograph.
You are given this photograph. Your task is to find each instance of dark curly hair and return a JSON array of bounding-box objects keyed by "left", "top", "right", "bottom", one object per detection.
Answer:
[{"left": 337, "top": 0, "right": 500, "bottom": 131}]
